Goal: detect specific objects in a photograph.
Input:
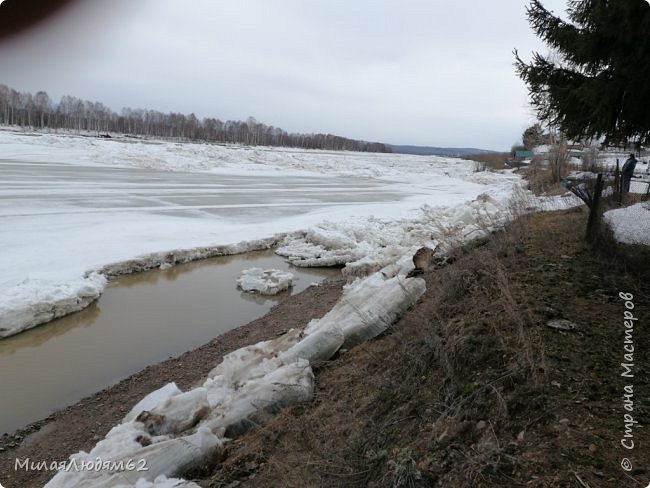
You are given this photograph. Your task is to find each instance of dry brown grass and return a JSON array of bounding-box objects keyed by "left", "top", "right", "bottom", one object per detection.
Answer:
[
  {"left": 201, "top": 209, "right": 650, "bottom": 488},
  {"left": 465, "top": 152, "right": 509, "bottom": 172},
  {"left": 521, "top": 157, "right": 567, "bottom": 196}
]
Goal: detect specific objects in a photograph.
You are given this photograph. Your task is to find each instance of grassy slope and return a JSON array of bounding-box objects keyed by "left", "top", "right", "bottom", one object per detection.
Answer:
[{"left": 198, "top": 206, "right": 649, "bottom": 487}]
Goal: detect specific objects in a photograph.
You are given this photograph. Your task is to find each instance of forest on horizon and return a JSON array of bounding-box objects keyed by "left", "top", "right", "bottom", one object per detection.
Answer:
[{"left": 0, "top": 83, "right": 391, "bottom": 153}]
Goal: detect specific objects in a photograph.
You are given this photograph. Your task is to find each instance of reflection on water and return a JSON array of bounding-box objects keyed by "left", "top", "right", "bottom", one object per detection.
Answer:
[
  {"left": 0, "top": 250, "right": 338, "bottom": 435},
  {"left": 238, "top": 288, "right": 292, "bottom": 306},
  {"left": 0, "top": 303, "right": 101, "bottom": 356}
]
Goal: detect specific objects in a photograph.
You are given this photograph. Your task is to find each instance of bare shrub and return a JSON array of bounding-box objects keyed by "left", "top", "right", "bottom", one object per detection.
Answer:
[
  {"left": 548, "top": 140, "right": 570, "bottom": 183},
  {"left": 580, "top": 147, "right": 601, "bottom": 172},
  {"left": 473, "top": 159, "right": 487, "bottom": 172},
  {"left": 522, "top": 144, "right": 570, "bottom": 196},
  {"left": 465, "top": 152, "right": 509, "bottom": 171},
  {"left": 523, "top": 156, "right": 554, "bottom": 195},
  {"left": 505, "top": 184, "right": 537, "bottom": 223}
]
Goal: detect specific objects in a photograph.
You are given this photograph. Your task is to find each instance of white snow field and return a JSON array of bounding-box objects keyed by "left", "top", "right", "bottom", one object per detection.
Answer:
[{"left": 0, "top": 129, "right": 523, "bottom": 338}]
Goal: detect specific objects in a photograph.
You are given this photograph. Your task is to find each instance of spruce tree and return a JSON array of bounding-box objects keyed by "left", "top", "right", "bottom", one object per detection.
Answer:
[{"left": 515, "top": 0, "right": 650, "bottom": 146}]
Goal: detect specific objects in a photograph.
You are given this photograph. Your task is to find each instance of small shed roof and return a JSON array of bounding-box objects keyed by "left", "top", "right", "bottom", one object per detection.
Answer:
[{"left": 514, "top": 150, "right": 534, "bottom": 159}]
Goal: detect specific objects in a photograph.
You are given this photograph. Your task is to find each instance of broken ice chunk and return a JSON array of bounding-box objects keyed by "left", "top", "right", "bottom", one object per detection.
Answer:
[{"left": 236, "top": 267, "right": 294, "bottom": 295}]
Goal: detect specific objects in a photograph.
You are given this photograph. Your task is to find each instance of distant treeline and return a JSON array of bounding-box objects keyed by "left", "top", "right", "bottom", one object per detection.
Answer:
[{"left": 0, "top": 84, "right": 391, "bottom": 152}]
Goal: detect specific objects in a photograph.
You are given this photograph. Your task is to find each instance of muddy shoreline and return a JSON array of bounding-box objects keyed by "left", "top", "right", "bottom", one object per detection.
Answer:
[{"left": 0, "top": 276, "right": 344, "bottom": 488}]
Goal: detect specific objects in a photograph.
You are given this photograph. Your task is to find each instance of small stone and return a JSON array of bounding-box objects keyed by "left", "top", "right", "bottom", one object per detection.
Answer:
[
  {"left": 476, "top": 420, "right": 487, "bottom": 431},
  {"left": 551, "top": 380, "right": 561, "bottom": 388},
  {"left": 437, "top": 429, "right": 450, "bottom": 446},
  {"left": 554, "top": 419, "right": 570, "bottom": 433},
  {"left": 546, "top": 319, "right": 577, "bottom": 331},
  {"left": 588, "top": 444, "right": 598, "bottom": 453}
]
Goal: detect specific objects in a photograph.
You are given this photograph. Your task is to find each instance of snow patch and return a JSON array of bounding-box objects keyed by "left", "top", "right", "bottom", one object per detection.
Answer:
[{"left": 604, "top": 202, "right": 650, "bottom": 246}]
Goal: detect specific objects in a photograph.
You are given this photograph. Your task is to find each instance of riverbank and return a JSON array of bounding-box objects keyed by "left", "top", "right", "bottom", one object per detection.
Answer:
[
  {"left": 2, "top": 206, "right": 648, "bottom": 487},
  {"left": 0, "top": 277, "right": 345, "bottom": 487},
  {"left": 200, "top": 207, "right": 648, "bottom": 487}
]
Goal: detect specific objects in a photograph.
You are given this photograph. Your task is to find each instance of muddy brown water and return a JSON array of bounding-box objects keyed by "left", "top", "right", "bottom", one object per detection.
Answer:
[{"left": 0, "top": 251, "right": 338, "bottom": 435}]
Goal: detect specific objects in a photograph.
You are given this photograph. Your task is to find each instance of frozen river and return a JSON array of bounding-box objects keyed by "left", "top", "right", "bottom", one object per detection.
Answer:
[
  {"left": 1, "top": 139, "right": 511, "bottom": 341},
  {"left": 0, "top": 131, "right": 521, "bottom": 433},
  {"left": 0, "top": 154, "right": 431, "bottom": 338},
  {"left": 0, "top": 159, "right": 403, "bottom": 222}
]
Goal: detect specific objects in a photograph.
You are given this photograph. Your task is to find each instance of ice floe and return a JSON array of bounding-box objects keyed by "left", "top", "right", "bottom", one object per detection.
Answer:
[{"left": 236, "top": 267, "right": 294, "bottom": 295}]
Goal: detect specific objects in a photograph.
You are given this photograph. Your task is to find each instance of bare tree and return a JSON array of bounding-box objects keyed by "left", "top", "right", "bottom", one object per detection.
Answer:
[{"left": 0, "top": 83, "right": 392, "bottom": 152}]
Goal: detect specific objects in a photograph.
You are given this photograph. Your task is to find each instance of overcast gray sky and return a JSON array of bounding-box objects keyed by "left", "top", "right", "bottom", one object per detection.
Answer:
[{"left": 0, "top": 0, "right": 569, "bottom": 150}]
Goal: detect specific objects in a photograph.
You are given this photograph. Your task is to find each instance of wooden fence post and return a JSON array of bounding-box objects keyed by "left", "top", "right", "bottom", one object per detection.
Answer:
[
  {"left": 614, "top": 159, "right": 622, "bottom": 204},
  {"left": 586, "top": 173, "right": 604, "bottom": 243}
]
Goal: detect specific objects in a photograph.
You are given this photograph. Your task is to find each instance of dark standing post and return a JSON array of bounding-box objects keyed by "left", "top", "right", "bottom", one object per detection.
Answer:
[
  {"left": 586, "top": 173, "right": 604, "bottom": 243},
  {"left": 614, "top": 159, "right": 622, "bottom": 204}
]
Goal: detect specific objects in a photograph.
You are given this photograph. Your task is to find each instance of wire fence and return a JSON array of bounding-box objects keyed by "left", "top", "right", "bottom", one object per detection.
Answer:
[
  {"left": 561, "top": 151, "right": 650, "bottom": 245},
  {"left": 566, "top": 152, "right": 650, "bottom": 206}
]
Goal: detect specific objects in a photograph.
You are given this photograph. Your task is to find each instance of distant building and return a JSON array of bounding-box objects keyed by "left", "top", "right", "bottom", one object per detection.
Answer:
[
  {"left": 507, "top": 150, "right": 534, "bottom": 168},
  {"left": 513, "top": 150, "right": 534, "bottom": 160}
]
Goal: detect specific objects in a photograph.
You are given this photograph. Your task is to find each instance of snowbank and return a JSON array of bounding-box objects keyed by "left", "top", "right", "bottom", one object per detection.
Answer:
[
  {"left": 236, "top": 267, "right": 294, "bottom": 295},
  {"left": 276, "top": 193, "right": 512, "bottom": 278}
]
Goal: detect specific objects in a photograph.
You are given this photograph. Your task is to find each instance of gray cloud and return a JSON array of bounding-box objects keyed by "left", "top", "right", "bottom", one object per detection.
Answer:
[{"left": 0, "top": 0, "right": 569, "bottom": 150}]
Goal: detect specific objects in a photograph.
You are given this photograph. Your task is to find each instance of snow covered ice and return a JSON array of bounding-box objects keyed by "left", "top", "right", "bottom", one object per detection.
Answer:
[{"left": 0, "top": 129, "right": 523, "bottom": 337}]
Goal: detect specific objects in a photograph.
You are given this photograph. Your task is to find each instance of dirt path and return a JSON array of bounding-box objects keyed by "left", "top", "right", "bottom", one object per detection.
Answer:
[{"left": 0, "top": 277, "right": 344, "bottom": 488}]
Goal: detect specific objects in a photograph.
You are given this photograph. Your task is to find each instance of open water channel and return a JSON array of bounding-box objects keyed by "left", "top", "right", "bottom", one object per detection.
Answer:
[{"left": 0, "top": 250, "right": 338, "bottom": 434}]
